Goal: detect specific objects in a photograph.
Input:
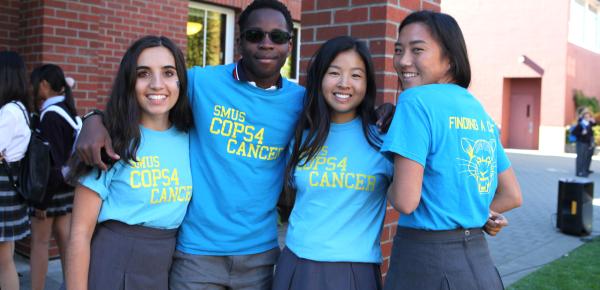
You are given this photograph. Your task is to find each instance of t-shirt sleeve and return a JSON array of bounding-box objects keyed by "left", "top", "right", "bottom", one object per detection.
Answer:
[
  {"left": 371, "top": 127, "right": 395, "bottom": 180},
  {"left": 495, "top": 129, "right": 511, "bottom": 173},
  {"left": 381, "top": 94, "right": 430, "bottom": 167},
  {"left": 0, "top": 104, "right": 20, "bottom": 153},
  {"left": 79, "top": 166, "right": 116, "bottom": 200}
]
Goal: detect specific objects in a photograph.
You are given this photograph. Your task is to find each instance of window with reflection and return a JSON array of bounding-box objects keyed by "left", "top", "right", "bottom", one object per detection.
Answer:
[
  {"left": 569, "top": 0, "right": 600, "bottom": 52},
  {"left": 187, "top": 4, "right": 233, "bottom": 68},
  {"left": 281, "top": 24, "right": 300, "bottom": 82}
]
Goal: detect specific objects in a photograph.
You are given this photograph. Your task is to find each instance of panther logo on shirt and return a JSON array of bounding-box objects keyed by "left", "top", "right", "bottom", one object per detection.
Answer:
[{"left": 458, "top": 138, "right": 496, "bottom": 194}]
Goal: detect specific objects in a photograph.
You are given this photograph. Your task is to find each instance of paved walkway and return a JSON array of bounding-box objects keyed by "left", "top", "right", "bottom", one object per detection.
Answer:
[
  {"left": 14, "top": 151, "right": 600, "bottom": 289},
  {"left": 487, "top": 150, "right": 600, "bottom": 287}
]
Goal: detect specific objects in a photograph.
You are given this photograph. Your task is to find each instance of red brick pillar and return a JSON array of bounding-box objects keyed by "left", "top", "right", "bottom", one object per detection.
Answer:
[
  {"left": 0, "top": 0, "right": 21, "bottom": 51},
  {"left": 299, "top": 0, "right": 440, "bottom": 278},
  {"left": 8, "top": 0, "right": 188, "bottom": 113}
]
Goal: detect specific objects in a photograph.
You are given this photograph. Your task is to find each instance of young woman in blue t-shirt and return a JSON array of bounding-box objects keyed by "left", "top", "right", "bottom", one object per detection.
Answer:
[
  {"left": 65, "top": 36, "right": 194, "bottom": 290},
  {"left": 381, "top": 11, "right": 523, "bottom": 289},
  {"left": 273, "top": 36, "right": 393, "bottom": 290}
]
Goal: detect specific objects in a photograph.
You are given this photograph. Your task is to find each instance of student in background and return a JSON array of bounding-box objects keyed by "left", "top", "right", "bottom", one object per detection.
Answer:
[
  {"left": 29, "top": 64, "right": 79, "bottom": 290},
  {"left": 573, "top": 107, "right": 595, "bottom": 177},
  {"left": 0, "top": 51, "right": 32, "bottom": 290}
]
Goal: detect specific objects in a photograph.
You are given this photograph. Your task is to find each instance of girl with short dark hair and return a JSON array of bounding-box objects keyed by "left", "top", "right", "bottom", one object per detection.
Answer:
[{"left": 29, "top": 63, "right": 79, "bottom": 290}]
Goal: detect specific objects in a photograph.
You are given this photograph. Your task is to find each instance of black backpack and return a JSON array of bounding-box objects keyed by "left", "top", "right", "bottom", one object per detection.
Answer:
[{"left": 3, "top": 101, "right": 51, "bottom": 206}]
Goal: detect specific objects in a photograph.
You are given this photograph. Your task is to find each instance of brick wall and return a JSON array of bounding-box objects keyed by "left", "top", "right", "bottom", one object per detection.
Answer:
[
  {"left": 36, "top": 0, "right": 188, "bottom": 113},
  {"left": 3, "top": 0, "right": 302, "bottom": 113},
  {"left": 301, "top": 0, "right": 440, "bottom": 104},
  {"left": 300, "top": 0, "right": 440, "bottom": 278},
  {"left": 204, "top": 0, "right": 302, "bottom": 20},
  {"left": 0, "top": 0, "right": 20, "bottom": 51}
]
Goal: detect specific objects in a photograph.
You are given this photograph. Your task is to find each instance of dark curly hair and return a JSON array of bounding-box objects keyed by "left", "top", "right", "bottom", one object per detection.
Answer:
[{"left": 238, "top": 0, "right": 293, "bottom": 33}]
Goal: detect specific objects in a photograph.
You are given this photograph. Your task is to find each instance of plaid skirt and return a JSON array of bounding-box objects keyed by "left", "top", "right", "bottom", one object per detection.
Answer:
[
  {"left": 0, "top": 162, "right": 31, "bottom": 242},
  {"left": 30, "top": 190, "right": 74, "bottom": 217}
]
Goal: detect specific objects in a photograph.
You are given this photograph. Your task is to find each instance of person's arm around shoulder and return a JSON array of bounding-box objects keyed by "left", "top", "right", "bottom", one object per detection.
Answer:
[
  {"left": 388, "top": 154, "right": 424, "bottom": 214},
  {"left": 65, "top": 185, "right": 102, "bottom": 290},
  {"left": 375, "top": 103, "right": 395, "bottom": 133},
  {"left": 76, "top": 114, "right": 119, "bottom": 170}
]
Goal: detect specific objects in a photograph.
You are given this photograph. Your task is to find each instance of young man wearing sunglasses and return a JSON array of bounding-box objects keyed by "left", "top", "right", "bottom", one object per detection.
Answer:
[
  {"left": 77, "top": 0, "right": 395, "bottom": 289},
  {"left": 77, "top": 1, "right": 303, "bottom": 289}
]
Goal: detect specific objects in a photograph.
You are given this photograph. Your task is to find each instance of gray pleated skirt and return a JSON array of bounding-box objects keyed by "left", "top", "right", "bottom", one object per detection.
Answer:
[
  {"left": 273, "top": 247, "right": 382, "bottom": 290},
  {"left": 383, "top": 227, "right": 504, "bottom": 290},
  {"left": 88, "top": 220, "right": 177, "bottom": 290}
]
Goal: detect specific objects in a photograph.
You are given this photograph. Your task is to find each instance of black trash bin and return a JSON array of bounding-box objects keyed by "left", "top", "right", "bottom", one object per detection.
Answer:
[{"left": 556, "top": 178, "right": 594, "bottom": 236}]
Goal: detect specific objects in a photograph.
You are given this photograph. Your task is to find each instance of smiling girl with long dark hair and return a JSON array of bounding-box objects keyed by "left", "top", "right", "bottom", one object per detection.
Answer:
[
  {"left": 273, "top": 36, "right": 393, "bottom": 290},
  {"left": 65, "top": 35, "right": 193, "bottom": 290}
]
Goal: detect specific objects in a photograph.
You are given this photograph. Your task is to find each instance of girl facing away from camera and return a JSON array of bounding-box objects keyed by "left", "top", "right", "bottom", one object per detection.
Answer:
[
  {"left": 0, "top": 51, "right": 32, "bottom": 290},
  {"left": 381, "top": 11, "right": 522, "bottom": 290},
  {"left": 273, "top": 36, "right": 393, "bottom": 290},
  {"left": 65, "top": 35, "right": 193, "bottom": 290},
  {"left": 29, "top": 63, "right": 79, "bottom": 290}
]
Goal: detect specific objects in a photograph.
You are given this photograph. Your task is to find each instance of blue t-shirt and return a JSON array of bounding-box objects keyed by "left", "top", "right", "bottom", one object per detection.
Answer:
[
  {"left": 177, "top": 64, "right": 305, "bottom": 255},
  {"left": 80, "top": 126, "right": 192, "bottom": 229},
  {"left": 286, "top": 118, "right": 393, "bottom": 263},
  {"left": 381, "top": 84, "right": 511, "bottom": 230}
]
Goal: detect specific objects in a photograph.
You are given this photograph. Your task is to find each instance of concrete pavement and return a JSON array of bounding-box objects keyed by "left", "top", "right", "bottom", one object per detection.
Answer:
[
  {"left": 487, "top": 150, "right": 600, "bottom": 287},
  {"left": 14, "top": 151, "right": 600, "bottom": 289}
]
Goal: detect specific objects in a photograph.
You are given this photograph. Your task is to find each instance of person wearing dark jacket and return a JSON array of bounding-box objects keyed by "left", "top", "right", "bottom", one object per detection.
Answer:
[
  {"left": 573, "top": 108, "right": 595, "bottom": 177},
  {"left": 29, "top": 64, "right": 78, "bottom": 290}
]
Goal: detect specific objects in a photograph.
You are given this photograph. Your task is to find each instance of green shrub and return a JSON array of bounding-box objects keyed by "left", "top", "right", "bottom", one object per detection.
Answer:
[{"left": 573, "top": 90, "right": 599, "bottom": 113}]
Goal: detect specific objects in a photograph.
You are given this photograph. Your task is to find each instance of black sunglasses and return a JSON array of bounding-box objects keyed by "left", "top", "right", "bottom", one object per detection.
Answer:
[{"left": 241, "top": 29, "right": 292, "bottom": 45}]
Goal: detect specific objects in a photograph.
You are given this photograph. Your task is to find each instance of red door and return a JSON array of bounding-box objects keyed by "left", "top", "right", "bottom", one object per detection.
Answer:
[{"left": 507, "top": 78, "right": 541, "bottom": 149}]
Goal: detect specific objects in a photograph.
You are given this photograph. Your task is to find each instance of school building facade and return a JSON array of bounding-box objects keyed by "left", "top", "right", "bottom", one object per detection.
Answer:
[
  {"left": 1, "top": 0, "right": 444, "bottom": 277},
  {"left": 443, "top": 0, "right": 600, "bottom": 153}
]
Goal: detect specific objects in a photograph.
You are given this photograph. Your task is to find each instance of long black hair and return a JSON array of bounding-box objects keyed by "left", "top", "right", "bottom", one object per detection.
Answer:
[
  {"left": 103, "top": 35, "right": 192, "bottom": 166},
  {"left": 283, "top": 36, "right": 379, "bottom": 199},
  {"left": 31, "top": 64, "right": 77, "bottom": 115},
  {"left": 0, "top": 51, "right": 31, "bottom": 111},
  {"left": 399, "top": 10, "right": 471, "bottom": 88},
  {"left": 68, "top": 35, "right": 193, "bottom": 181}
]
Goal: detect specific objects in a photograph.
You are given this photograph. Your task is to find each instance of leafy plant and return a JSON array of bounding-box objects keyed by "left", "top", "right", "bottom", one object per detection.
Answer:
[{"left": 573, "top": 89, "right": 599, "bottom": 114}]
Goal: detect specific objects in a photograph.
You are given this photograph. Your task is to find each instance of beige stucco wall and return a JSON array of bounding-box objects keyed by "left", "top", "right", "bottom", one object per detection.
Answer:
[
  {"left": 566, "top": 43, "right": 600, "bottom": 124},
  {"left": 442, "top": 0, "right": 571, "bottom": 153}
]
